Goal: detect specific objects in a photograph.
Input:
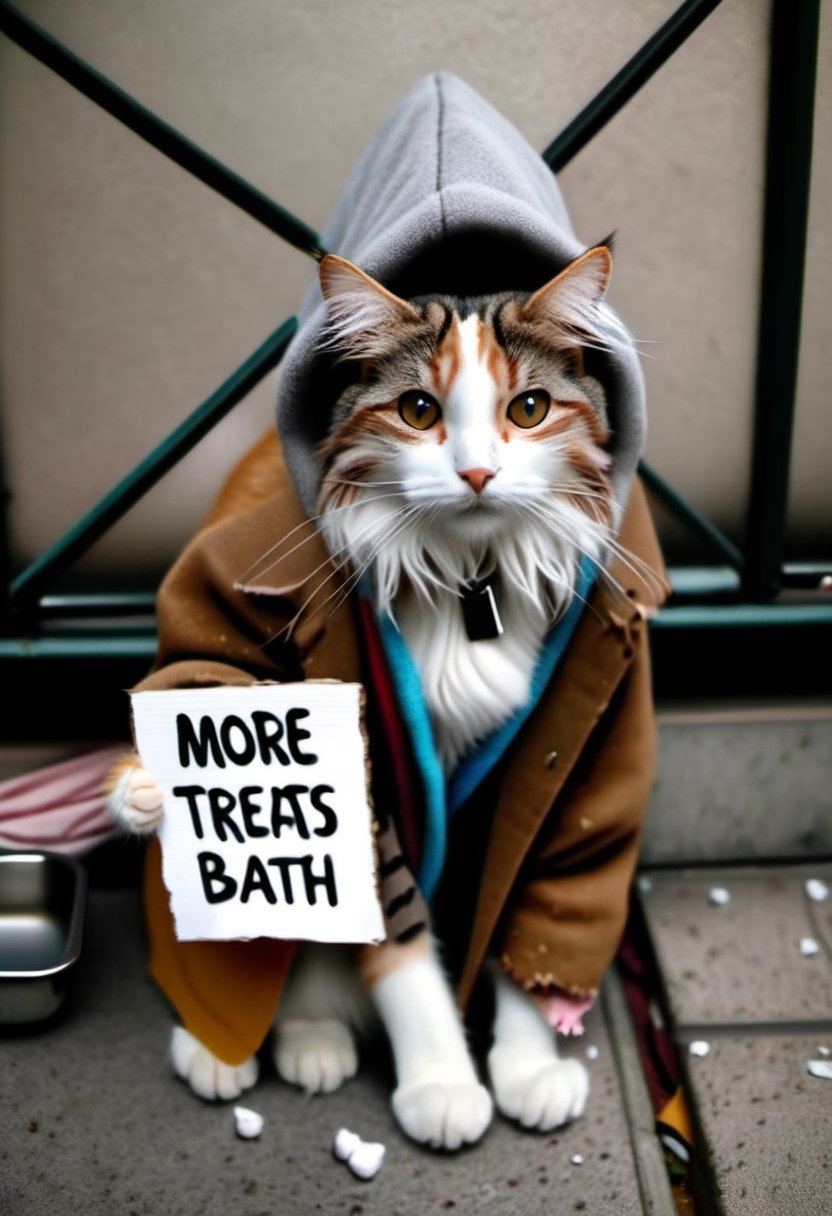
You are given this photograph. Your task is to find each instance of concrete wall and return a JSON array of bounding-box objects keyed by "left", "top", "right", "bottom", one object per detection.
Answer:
[{"left": 0, "top": 0, "right": 829, "bottom": 588}]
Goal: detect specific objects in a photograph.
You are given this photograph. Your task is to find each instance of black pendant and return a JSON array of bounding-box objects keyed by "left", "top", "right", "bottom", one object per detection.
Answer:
[{"left": 460, "top": 576, "right": 504, "bottom": 641}]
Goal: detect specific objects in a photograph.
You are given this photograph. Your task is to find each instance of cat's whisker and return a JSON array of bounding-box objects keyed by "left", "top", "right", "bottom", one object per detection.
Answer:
[
  {"left": 397, "top": 507, "right": 461, "bottom": 606},
  {"left": 250, "top": 525, "right": 369, "bottom": 617},
  {"left": 551, "top": 484, "right": 616, "bottom": 507},
  {"left": 237, "top": 517, "right": 322, "bottom": 586},
  {"left": 295, "top": 496, "right": 428, "bottom": 627},
  {"left": 512, "top": 502, "right": 611, "bottom": 606},
  {"left": 373, "top": 508, "right": 445, "bottom": 609},
  {"left": 531, "top": 499, "right": 660, "bottom": 614},
  {"left": 262, "top": 505, "right": 418, "bottom": 642},
  {"left": 322, "top": 504, "right": 429, "bottom": 621},
  {"left": 540, "top": 561, "right": 606, "bottom": 624},
  {"left": 537, "top": 496, "right": 664, "bottom": 598},
  {"left": 601, "top": 533, "right": 667, "bottom": 601},
  {"left": 270, "top": 555, "right": 360, "bottom": 646},
  {"left": 239, "top": 501, "right": 367, "bottom": 585},
  {"left": 244, "top": 490, "right": 411, "bottom": 585},
  {"left": 327, "top": 476, "right": 409, "bottom": 489}
]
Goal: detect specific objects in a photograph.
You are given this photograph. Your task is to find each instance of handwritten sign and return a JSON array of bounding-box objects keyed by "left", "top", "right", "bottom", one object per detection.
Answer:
[{"left": 130, "top": 682, "right": 385, "bottom": 945}]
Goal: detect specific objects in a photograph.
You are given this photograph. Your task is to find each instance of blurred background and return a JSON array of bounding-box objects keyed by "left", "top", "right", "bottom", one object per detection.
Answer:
[{"left": 1, "top": 0, "right": 828, "bottom": 591}]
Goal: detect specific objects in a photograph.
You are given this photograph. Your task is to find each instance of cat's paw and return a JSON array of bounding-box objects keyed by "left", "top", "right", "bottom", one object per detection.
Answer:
[
  {"left": 170, "top": 1026, "right": 258, "bottom": 1102},
  {"left": 488, "top": 1047, "right": 588, "bottom": 1130},
  {"left": 392, "top": 1079, "right": 493, "bottom": 1150},
  {"left": 107, "top": 762, "right": 164, "bottom": 834},
  {"left": 273, "top": 1018, "right": 358, "bottom": 1094}
]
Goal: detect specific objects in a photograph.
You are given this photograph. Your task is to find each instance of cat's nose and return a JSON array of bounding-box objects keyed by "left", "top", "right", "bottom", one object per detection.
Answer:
[{"left": 458, "top": 467, "right": 496, "bottom": 495}]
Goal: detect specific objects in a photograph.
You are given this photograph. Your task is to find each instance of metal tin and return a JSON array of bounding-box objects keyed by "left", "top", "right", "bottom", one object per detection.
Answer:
[{"left": 0, "top": 851, "right": 87, "bottom": 1023}]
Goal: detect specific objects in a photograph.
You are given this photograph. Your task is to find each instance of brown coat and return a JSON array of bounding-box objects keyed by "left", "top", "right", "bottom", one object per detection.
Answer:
[{"left": 137, "top": 431, "right": 668, "bottom": 1064}]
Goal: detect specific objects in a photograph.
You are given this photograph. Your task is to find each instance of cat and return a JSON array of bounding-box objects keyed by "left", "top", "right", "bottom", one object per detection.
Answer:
[{"left": 108, "top": 242, "right": 624, "bottom": 1150}]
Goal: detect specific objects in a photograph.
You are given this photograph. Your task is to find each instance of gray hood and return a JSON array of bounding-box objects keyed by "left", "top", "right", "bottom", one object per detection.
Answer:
[{"left": 276, "top": 72, "right": 645, "bottom": 528}]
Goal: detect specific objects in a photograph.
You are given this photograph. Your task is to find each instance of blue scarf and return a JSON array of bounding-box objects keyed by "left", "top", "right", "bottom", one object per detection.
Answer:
[{"left": 375, "top": 557, "right": 596, "bottom": 900}]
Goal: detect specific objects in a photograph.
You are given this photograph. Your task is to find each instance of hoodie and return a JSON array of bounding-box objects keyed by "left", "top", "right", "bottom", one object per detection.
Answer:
[{"left": 276, "top": 72, "right": 645, "bottom": 528}]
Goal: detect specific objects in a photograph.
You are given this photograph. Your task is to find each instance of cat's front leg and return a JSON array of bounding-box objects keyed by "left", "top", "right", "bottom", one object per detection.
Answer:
[
  {"left": 170, "top": 1027, "right": 259, "bottom": 1101},
  {"left": 486, "top": 963, "right": 589, "bottom": 1130},
  {"left": 361, "top": 936, "right": 493, "bottom": 1151}
]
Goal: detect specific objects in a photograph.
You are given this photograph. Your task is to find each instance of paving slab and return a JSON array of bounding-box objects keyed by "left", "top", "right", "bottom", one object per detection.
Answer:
[
  {"left": 679, "top": 1033, "right": 832, "bottom": 1215},
  {"left": 638, "top": 864, "right": 832, "bottom": 1216},
  {"left": 638, "top": 864, "right": 832, "bottom": 1031},
  {"left": 0, "top": 889, "right": 664, "bottom": 1216}
]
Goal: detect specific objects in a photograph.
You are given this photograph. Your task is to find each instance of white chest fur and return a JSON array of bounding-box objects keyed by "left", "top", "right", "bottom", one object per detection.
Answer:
[{"left": 396, "top": 583, "right": 550, "bottom": 773}]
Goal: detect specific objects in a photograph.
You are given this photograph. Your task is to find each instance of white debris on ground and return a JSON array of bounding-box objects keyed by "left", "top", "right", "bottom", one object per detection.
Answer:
[
  {"left": 708, "top": 887, "right": 731, "bottom": 906},
  {"left": 570, "top": 1154, "right": 585, "bottom": 1166},
  {"left": 333, "top": 1127, "right": 386, "bottom": 1180},
  {"left": 807, "top": 1059, "right": 832, "bottom": 1080},
  {"left": 689, "top": 1040, "right": 711, "bottom": 1058},
  {"left": 800, "top": 937, "right": 820, "bottom": 956},
  {"left": 233, "top": 1106, "right": 264, "bottom": 1139},
  {"left": 585, "top": 1045, "right": 600, "bottom": 1060},
  {"left": 805, "top": 879, "right": 829, "bottom": 902},
  {"left": 333, "top": 1128, "right": 361, "bottom": 1160},
  {"left": 817, "top": 1046, "right": 831, "bottom": 1058}
]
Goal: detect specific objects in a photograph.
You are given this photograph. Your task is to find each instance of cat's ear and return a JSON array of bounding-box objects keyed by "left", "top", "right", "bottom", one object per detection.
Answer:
[
  {"left": 319, "top": 254, "right": 421, "bottom": 360},
  {"left": 520, "top": 245, "right": 612, "bottom": 336}
]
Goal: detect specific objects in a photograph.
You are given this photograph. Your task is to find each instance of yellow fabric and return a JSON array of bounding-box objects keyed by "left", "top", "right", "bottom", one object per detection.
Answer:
[
  {"left": 657, "top": 1086, "right": 696, "bottom": 1152},
  {"left": 144, "top": 837, "right": 296, "bottom": 1066}
]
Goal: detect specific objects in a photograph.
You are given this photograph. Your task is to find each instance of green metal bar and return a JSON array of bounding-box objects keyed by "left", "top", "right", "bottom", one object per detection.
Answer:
[
  {"left": 3, "top": 594, "right": 831, "bottom": 658},
  {"left": 0, "top": 1, "right": 325, "bottom": 259},
  {"left": 667, "top": 566, "right": 739, "bottom": 598},
  {"left": 650, "top": 602, "right": 832, "bottom": 630},
  {"left": 543, "top": 0, "right": 724, "bottom": 171},
  {"left": 743, "top": 0, "right": 821, "bottom": 599},
  {"left": 0, "top": 636, "right": 157, "bottom": 659},
  {"left": 782, "top": 563, "right": 832, "bottom": 591},
  {"left": 639, "top": 459, "right": 744, "bottom": 572},
  {"left": 39, "top": 593, "right": 157, "bottom": 618},
  {"left": 9, "top": 316, "right": 297, "bottom": 616}
]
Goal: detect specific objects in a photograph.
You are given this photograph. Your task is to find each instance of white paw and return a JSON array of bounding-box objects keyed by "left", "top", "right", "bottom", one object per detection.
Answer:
[
  {"left": 392, "top": 1079, "right": 493, "bottom": 1150},
  {"left": 274, "top": 1018, "right": 357, "bottom": 1094},
  {"left": 489, "top": 1047, "right": 589, "bottom": 1130},
  {"left": 109, "top": 765, "right": 164, "bottom": 834},
  {"left": 170, "top": 1026, "right": 258, "bottom": 1101}
]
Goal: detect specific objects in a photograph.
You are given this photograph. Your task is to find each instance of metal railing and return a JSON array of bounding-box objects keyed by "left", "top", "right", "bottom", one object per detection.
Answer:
[{"left": 0, "top": 0, "right": 829, "bottom": 675}]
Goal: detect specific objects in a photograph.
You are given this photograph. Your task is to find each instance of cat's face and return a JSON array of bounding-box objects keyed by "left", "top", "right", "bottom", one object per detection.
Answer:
[{"left": 315, "top": 249, "right": 616, "bottom": 610}]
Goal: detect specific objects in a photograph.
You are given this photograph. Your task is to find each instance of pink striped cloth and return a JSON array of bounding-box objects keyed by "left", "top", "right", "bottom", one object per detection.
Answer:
[
  {"left": 0, "top": 745, "right": 593, "bottom": 1035},
  {"left": 0, "top": 744, "right": 128, "bottom": 856}
]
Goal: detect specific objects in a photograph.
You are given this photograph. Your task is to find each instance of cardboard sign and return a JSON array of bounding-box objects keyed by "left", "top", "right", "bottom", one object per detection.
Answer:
[{"left": 130, "top": 682, "right": 385, "bottom": 945}]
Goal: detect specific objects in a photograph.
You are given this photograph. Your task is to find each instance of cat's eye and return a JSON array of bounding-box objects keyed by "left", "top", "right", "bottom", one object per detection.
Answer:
[
  {"left": 398, "top": 389, "right": 441, "bottom": 430},
  {"left": 507, "top": 389, "right": 551, "bottom": 429}
]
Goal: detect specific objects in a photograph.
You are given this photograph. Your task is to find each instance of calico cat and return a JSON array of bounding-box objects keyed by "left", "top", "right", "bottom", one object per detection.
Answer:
[{"left": 109, "top": 243, "right": 625, "bottom": 1150}]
